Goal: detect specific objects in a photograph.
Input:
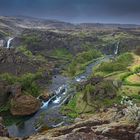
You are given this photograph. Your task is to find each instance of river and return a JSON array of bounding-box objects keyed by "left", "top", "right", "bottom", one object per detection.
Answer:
[
  {"left": 5, "top": 37, "right": 118, "bottom": 138},
  {"left": 7, "top": 55, "right": 113, "bottom": 138}
]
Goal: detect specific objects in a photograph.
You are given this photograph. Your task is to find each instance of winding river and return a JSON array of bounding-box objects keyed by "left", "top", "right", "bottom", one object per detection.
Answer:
[
  {"left": 6, "top": 38, "right": 118, "bottom": 137},
  {"left": 7, "top": 55, "right": 113, "bottom": 138}
]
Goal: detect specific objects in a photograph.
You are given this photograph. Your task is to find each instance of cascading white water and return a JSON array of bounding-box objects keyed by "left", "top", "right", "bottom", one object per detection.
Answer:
[
  {"left": 7, "top": 38, "right": 14, "bottom": 48},
  {"left": 41, "top": 84, "right": 67, "bottom": 109}
]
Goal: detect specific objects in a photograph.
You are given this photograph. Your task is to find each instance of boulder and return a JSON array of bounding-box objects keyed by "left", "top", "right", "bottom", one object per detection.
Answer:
[
  {"left": 39, "top": 91, "right": 51, "bottom": 101},
  {"left": 10, "top": 95, "right": 41, "bottom": 116}
]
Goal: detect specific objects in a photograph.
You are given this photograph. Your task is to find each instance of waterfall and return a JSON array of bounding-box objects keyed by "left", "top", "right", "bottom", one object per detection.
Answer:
[
  {"left": 7, "top": 38, "right": 14, "bottom": 48},
  {"left": 114, "top": 42, "right": 120, "bottom": 55},
  {"left": 41, "top": 84, "right": 67, "bottom": 109},
  {"left": 114, "top": 41, "right": 120, "bottom": 55}
]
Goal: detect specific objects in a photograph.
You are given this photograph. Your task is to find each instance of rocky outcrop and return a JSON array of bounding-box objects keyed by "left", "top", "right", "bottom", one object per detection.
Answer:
[
  {"left": 0, "top": 40, "right": 5, "bottom": 47},
  {"left": 0, "top": 47, "right": 52, "bottom": 76},
  {"left": 76, "top": 78, "right": 118, "bottom": 113},
  {"left": 10, "top": 95, "right": 41, "bottom": 116},
  {"left": 0, "top": 80, "right": 10, "bottom": 106},
  {"left": 27, "top": 109, "right": 139, "bottom": 140},
  {"left": 39, "top": 90, "right": 54, "bottom": 101},
  {"left": 0, "top": 81, "right": 22, "bottom": 106},
  {"left": 9, "top": 84, "right": 22, "bottom": 98},
  {"left": 0, "top": 81, "right": 41, "bottom": 116}
]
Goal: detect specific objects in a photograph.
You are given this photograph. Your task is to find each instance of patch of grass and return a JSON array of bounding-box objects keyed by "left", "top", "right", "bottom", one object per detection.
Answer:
[
  {"left": 120, "top": 85, "right": 140, "bottom": 96},
  {"left": 61, "top": 93, "right": 81, "bottom": 118},
  {"left": 17, "top": 46, "right": 33, "bottom": 58},
  {"left": 65, "top": 49, "right": 102, "bottom": 77},
  {"left": 125, "top": 74, "right": 140, "bottom": 85},
  {"left": 0, "top": 72, "right": 42, "bottom": 97},
  {"left": 94, "top": 53, "right": 133, "bottom": 76},
  {"left": 51, "top": 48, "right": 72, "bottom": 60},
  {"left": 22, "top": 35, "right": 41, "bottom": 45}
]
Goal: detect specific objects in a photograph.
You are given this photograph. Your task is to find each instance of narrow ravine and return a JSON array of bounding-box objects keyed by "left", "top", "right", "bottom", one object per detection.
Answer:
[
  {"left": 7, "top": 55, "right": 112, "bottom": 138},
  {"left": 7, "top": 42, "right": 118, "bottom": 138}
]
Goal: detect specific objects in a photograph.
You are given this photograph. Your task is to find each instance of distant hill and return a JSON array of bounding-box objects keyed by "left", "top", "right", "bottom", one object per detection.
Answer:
[{"left": 0, "top": 16, "right": 140, "bottom": 36}]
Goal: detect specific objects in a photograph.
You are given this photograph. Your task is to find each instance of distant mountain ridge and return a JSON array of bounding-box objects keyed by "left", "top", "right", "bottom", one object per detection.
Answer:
[{"left": 0, "top": 16, "right": 140, "bottom": 36}]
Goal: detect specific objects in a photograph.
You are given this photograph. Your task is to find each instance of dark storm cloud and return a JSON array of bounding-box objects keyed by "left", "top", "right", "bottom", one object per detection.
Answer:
[{"left": 0, "top": 0, "right": 140, "bottom": 24}]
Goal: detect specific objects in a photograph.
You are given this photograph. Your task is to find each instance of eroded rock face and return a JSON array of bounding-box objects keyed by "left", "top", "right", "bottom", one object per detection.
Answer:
[
  {"left": 0, "top": 47, "right": 51, "bottom": 76},
  {"left": 10, "top": 95, "right": 41, "bottom": 116},
  {"left": 0, "top": 81, "right": 22, "bottom": 106},
  {"left": 0, "top": 80, "right": 10, "bottom": 106},
  {"left": 27, "top": 109, "right": 139, "bottom": 140},
  {"left": 9, "top": 84, "right": 22, "bottom": 98}
]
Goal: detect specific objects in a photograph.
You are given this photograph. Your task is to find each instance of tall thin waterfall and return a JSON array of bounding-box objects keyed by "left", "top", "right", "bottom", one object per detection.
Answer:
[
  {"left": 114, "top": 41, "right": 120, "bottom": 55},
  {"left": 7, "top": 38, "right": 14, "bottom": 48}
]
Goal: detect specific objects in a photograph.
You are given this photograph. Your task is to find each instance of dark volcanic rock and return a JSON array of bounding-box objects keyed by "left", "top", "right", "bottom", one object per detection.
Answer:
[
  {"left": 0, "top": 80, "right": 10, "bottom": 106},
  {"left": 0, "top": 47, "right": 51, "bottom": 76},
  {"left": 9, "top": 84, "right": 22, "bottom": 98},
  {"left": 0, "top": 117, "right": 9, "bottom": 137}
]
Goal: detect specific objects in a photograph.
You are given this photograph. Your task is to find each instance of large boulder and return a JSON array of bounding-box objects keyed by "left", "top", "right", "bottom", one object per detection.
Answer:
[{"left": 10, "top": 95, "right": 41, "bottom": 116}]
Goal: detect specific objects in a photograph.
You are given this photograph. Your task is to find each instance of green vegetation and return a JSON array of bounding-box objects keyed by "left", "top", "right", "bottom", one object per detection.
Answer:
[
  {"left": 101, "top": 32, "right": 134, "bottom": 44},
  {"left": 65, "top": 49, "right": 102, "bottom": 77},
  {"left": 22, "top": 35, "right": 41, "bottom": 45},
  {"left": 62, "top": 79, "right": 120, "bottom": 118},
  {"left": 0, "top": 30, "right": 9, "bottom": 37},
  {"left": 61, "top": 92, "right": 81, "bottom": 118},
  {"left": 94, "top": 53, "right": 133, "bottom": 76},
  {"left": 17, "top": 46, "right": 46, "bottom": 62},
  {"left": 51, "top": 48, "right": 72, "bottom": 60},
  {"left": 0, "top": 72, "right": 42, "bottom": 97},
  {"left": 62, "top": 52, "right": 140, "bottom": 119},
  {"left": 17, "top": 46, "right": 33, "bottom": 58}
]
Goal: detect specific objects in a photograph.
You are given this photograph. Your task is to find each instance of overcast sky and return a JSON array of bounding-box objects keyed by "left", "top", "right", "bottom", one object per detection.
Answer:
[{"left": 0, "top": 0, "right": 140, "bottom": 24}]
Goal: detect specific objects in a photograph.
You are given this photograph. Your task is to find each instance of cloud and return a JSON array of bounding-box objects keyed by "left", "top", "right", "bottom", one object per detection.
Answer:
[{"left": 0, "top": 0, "right": 140, "bottom": 24}]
